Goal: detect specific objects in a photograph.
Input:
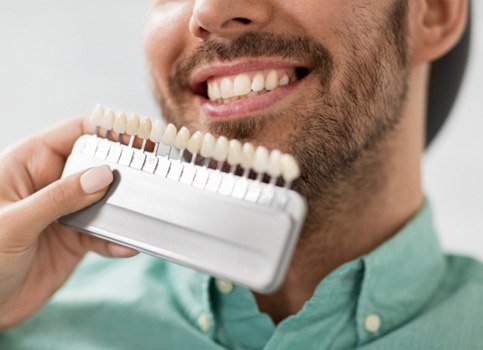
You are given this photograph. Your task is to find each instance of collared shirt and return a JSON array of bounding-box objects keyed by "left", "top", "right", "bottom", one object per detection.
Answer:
[{"left": 2, "top": 201, "right": 483, "bottom": 349}]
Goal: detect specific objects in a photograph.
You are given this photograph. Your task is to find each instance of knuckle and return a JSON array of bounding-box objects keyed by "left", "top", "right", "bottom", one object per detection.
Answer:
[{"left": 47, "top": 179, "right": 72, "bottom": 207}]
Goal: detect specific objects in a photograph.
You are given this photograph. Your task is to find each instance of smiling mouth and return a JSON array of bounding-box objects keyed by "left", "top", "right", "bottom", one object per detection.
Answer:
[{"left": 194, "top": 67, "right": 311, "bottom": 104}]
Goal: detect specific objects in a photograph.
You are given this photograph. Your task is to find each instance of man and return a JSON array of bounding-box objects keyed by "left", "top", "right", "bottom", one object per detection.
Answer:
[{"left": 0, "top": 0, "right": 480, "bottom": 349}]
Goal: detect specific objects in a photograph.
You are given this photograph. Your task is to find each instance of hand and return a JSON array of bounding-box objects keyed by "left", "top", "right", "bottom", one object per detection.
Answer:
[{"left": 0, "top": 116, "right": 138, "bottom": 329}]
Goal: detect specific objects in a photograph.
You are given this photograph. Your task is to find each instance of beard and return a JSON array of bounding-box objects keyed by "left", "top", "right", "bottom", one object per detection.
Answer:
[{"left": 153, "top": 1, "right": 410, "bottom": 235}]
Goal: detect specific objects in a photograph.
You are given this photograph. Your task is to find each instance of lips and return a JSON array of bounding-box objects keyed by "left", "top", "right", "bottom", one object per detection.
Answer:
[{"left": 189, "top": 60, "right": 311, "bottom": 119}]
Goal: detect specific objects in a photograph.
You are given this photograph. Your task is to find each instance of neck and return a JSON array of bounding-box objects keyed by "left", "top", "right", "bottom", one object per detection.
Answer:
[{"left": 254, "top": 64, "right": 428, "bottom": 324}]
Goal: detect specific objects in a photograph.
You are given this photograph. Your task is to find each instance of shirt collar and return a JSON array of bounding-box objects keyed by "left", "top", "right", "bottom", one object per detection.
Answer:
[{"left": 169, "top": 199, "right": 446, "bottom": 347}]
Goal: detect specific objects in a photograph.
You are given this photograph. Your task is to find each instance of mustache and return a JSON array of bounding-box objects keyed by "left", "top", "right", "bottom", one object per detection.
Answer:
[{"left": 173, "top": 31, "right": 335, "bottom": 88}]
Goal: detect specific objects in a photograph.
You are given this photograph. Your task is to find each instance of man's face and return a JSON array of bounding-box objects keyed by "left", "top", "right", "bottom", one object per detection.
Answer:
[{"left": 144, "top": 0, "right": 409, "bottom": 203}]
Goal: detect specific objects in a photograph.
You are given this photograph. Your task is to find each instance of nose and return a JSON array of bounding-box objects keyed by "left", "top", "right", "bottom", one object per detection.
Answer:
[{"left": 189, "top": 0, "right": 272, "bottom": 40}]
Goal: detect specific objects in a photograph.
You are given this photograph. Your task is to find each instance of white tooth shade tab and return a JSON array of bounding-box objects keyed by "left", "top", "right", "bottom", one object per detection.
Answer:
[
  {"left": 187, "top": 131, "right": 203, "bottom": 154},
  {"left": 241, "top": 142, "right": 255, "bottom": 169},
  {"left": 162, "top": 124, "right": 178, "bottom": 146},
  {"left": 233, "top": 74, "right": 251, "bottom": 97},
  {"left": 90, "top": 104, "right": 104, "bottom": 129},
  {"left": 126, "top": 113, "right": 140, "bottom": 136},
  {"left": 281, "top": 154, "right": 300, "bottom": 183},
  {"left": 253, "top": 146, "right": 269, "bottom": 174},
  {"left": 213, "top": 136, "right": 229, "bottom": 162},
  {"left": 138, "top": 117, "right": 152, "bottom": 139},
  {"left": 175, "top": 126, "right": 191, "bottom": 150},
  {"left": 265, "top": 70, "right": 278, "bottom": 91},
  {"left": 227, "top": 139, "right": 242, "bottom": 166},
  {"left": 251, "top": 73, "right": 265, "bottom": 92},
  {"left": 113, "top": 111, "right": 127, "bottom": 134},
  {"left": 200, "top": 133, "right": 216, "bottom": 158},
  {"left": 267, "top": 149, "right": 283, "bottom": 177},
  {"left": 101, "top": 108, "right": 115, "bottom": 130},
  {"left": 220, "top": 78, "right": 234, "bottom": 99},
  {"left": 150, "top": 119, "right": 165, "bottom": 143}
]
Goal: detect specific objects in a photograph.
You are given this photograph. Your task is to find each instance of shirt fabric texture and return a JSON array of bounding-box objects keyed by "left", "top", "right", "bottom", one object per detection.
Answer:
[{"left": 1, "top": 201, "right": 483, "bottom": 349}]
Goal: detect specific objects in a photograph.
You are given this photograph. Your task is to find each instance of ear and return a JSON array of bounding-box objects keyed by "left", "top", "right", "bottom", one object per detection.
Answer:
[{"left": 411, "top": 0, "right": 468, "bottom": 64}]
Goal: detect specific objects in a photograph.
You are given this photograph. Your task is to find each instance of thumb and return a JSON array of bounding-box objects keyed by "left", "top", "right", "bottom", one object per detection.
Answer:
[{"left": 9, "top": 165, "right": 113, "bottom": 240}]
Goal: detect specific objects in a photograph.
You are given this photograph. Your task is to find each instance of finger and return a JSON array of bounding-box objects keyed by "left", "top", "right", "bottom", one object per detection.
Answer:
[
  {"left": 79, "top": 234, "right": 139, "bottom": 258},
  {"left": 6, "top": 165, "right": 113, "bottom": 242}
]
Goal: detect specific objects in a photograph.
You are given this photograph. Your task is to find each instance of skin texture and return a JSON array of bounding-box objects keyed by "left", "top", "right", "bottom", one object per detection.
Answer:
[{"left": 0, "top": 0, "right": 468, "bottom": 329}]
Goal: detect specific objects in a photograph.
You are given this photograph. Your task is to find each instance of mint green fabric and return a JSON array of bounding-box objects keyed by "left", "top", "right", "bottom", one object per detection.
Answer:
[{"left": 2, "top": 202, "right": 483, "bottom": 349}]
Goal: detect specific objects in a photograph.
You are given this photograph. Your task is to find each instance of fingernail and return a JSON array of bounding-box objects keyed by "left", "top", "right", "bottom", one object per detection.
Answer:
[{"left": 80, "top": 165, "right": 114, "bottom": 194}]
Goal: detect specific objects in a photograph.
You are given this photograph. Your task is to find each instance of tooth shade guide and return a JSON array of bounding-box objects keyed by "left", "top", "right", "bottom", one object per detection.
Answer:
[{"left": 85, "top": 106, "right": 302, "bottom": 188}]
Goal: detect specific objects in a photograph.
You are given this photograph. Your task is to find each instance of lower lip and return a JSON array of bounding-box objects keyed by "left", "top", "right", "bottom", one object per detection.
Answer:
[{"left": 198, "top": 80, "right": 302, "bottom": 119}]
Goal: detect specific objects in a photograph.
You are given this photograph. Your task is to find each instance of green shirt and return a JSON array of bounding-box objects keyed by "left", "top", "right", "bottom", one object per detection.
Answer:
[{"left": 2, "top": 201, "right": 483, "bottom": 349}]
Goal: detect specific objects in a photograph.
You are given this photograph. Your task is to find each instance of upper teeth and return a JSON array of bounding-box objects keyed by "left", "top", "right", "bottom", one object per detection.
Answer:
[{"left": 207, "top": 69, "right": 295, "bottom": 102}]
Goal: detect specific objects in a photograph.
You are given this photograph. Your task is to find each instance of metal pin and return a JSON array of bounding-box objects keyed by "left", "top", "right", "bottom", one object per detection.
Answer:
[
  {"left": 128, "top": 135, "right": 135, "bottom": 148},
  {"left": 178, "top": 149, "right": 185, "bottom": 162},
  {"left": 190, "top": 153, "right": 198, "bottom": 165}
]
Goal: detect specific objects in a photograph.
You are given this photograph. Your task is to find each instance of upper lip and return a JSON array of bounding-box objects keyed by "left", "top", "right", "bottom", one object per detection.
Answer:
[{"left": 189, "top": 58, "right": 311, "bottom": 96}]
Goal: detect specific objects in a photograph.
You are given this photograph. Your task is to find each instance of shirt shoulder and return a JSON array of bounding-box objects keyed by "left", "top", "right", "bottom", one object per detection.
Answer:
[{"left": 359, "top": 254, "right": 483, "bottom": 350}]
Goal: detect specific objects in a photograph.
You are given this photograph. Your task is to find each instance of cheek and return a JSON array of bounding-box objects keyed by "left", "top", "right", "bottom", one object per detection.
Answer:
[
  {"left": 144, "top": 3, "right": 195, "bottom": 89},
  {"left": 275, "top": 0, "right": 357, "bottom": 68}
]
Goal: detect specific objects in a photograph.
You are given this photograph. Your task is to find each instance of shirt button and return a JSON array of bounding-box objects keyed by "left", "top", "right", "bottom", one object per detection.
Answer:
[
  {"left": 197, "top": 313, "right": 211, "bottom": 333},
  {"left": 364, "top": 314, "right": 382, "bottom": 333},
  {"left": 215, "top": 279, "right": 234, "bottom": 294}
]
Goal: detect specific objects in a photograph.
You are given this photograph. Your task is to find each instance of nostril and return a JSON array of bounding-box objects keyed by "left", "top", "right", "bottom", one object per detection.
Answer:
[{"left": 234, "top": 17, "right": 251, "bottom": 25}]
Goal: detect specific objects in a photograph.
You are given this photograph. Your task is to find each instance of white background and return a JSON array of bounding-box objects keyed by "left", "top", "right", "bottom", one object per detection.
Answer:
[{"left": 0, "top": 1, "right": 482, "bottom": 259}]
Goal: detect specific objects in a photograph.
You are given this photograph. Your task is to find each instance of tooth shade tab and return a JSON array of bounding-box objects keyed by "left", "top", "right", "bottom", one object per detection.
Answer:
[
  {"left": 101, "top": 108, "right": 115, "bottom": 130},
  {"left": 227, "top": 139, "right": 242, "bottom": 166},
  {"left": 150, "top": 119, "right": 165, "bottom": 143},
  {"left": 267, "top": 149, "right": 283, "bottom": 178},
  {"left": 253, "top": 146, "right": 269, "bottom": 174},
  {"left": 281, "top": 154, "right": 300, "bottom": 183},
  {"left": 175, "top": 127, "right": 191, "bottom": 150},
  {"left": 206, "top": 68, "right": 297, "bottom": 101},
  {"left": 162, "top": 123, "right": 178, "bottom": 146},
  {"left": 113, "top": 111, "right": 127, "bottom": 134},
  {"left": 200, "top": 133, "right": 216, "bottom": 158},
  {"left": 126, "top": 113, "right": 140, "bottom": 136},
  {"left": 90, "top": 104, "right": 104, "bottom": 129},
  {"left": 213, "top": 136, "right": 229, "bottom": 162},
  {"left": 241, "top": 142, "right": 255, "bottom": 169},
  {"left": 187, "top": 131, "right": 203, "bottom": 155},
  {"left": 138, "top": 117, "right": 152, "bottom": 139}
]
